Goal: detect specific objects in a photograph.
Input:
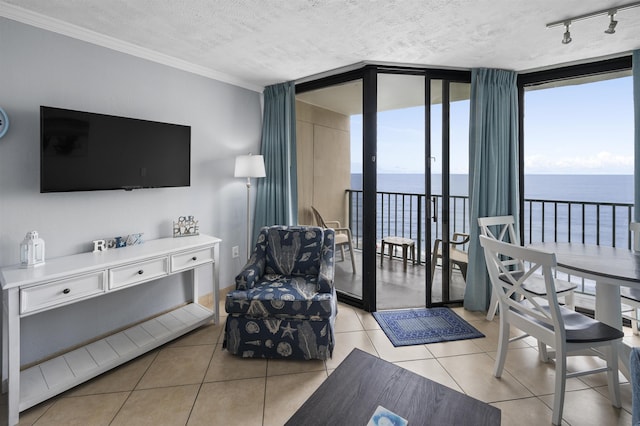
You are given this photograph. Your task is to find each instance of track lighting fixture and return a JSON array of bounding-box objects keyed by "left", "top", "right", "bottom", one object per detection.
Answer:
[
  {"left": 546, "top": 0, "right": 640, "bottom": 44},
  {"left": 604, "top": 12, "right": 618, "bottom": 34},
  {"left": 562, "top": 22, "right": 572, "bottom": 44}
]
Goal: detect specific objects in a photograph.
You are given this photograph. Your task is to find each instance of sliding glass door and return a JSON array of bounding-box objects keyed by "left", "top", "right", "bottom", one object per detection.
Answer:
[
  {"left": 373, "top": 73, "right": 470, "bottom": 309},
  {"left": 295, "top": 77, "right": 366, "bottom": 307},
  {"left": 427, "top": 79, "right": 471, "bottom": 306},
  {"left": 375, "top": 73, "right": 426, "bottom": 309},
  {"left": 296, "top": 67, "right": 469, "bottom": 312}
]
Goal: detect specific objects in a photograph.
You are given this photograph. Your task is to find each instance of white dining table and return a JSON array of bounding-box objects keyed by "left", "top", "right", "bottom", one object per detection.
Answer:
[{"left": 529, "top": 242, "right": 640, "bottom": 379}]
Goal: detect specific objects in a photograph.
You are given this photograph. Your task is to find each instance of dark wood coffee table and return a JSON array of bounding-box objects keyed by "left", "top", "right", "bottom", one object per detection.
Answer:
[{"left": 286, "top": 348, "right": 501, "bottom": 425}]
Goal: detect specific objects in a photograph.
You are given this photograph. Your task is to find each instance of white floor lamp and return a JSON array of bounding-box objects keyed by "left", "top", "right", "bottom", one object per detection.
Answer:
[{"left": 234, "top": 154, "right": 266, "bottom": 259}]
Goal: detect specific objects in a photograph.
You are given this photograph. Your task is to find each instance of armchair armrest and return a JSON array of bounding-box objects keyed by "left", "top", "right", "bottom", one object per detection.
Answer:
[
  {"left": 451, "top": 232, "right": 470, "bottom": 246},
  {"left": 324, "top": 220, "right": 342, "bottom": 228},
  {"left": 235, "top": 256, "right": 266, "bottom": 290},
  {"left": 324, "top": 221, "right": 353, "bottom": 241},
  {"left": 235, "top": 227, "right": 270, "bottom": 290},
  {"left": 432, "top": 233, "right": 469, "bottom": 261},
  {"left": 432, "top": 238, "right": 442, "bottom": 255},
  {"left": 317, "top": 229, "right": 336, "bottom": 293},
  {"left": 332, "top": 227, "right": 352, "bottom": 235}
]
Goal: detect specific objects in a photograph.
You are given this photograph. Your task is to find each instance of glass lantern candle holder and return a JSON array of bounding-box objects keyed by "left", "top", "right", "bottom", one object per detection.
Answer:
[{"left": 20, "top": 231, "right": 45, "bottom": 268}]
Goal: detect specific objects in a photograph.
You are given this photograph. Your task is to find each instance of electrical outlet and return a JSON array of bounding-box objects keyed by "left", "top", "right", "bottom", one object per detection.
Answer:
[{"left": 232, "top": 246, "right": 240, "bottom": 258}]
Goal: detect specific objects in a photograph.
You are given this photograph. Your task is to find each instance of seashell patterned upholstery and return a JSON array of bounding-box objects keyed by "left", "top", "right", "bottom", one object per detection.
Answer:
[{"left": 223, "top": 225, "right": 337, "bottom": 360}]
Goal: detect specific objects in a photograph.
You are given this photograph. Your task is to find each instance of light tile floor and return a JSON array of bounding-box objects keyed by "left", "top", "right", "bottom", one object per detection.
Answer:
[{"left": 2, "top": 302, "right": 638, "bottom": 425}]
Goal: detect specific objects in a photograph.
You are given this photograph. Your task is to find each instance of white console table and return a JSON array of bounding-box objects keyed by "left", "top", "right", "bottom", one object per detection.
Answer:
[{"left": 0, "top": 234, "right": 221, "bottom": 426}]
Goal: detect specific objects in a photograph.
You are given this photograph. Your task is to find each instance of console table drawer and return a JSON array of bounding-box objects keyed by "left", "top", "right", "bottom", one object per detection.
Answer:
[
  {"left": 109, "top": 257, "right": 168, "bottom": 290},
  {"left": 171, "top": 247, "right": 214, "bottom": 272},
  {"left": 21, "top": 272, "right": 106, "bottom": 315}
]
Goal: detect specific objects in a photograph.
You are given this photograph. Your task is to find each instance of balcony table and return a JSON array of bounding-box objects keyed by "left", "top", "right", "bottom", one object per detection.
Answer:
[
  {"left": 528, "top": 242, "right": 640, "bottom": 379},
  {"left": 380, "top": 236, "right": 416, "bottom": 271}
]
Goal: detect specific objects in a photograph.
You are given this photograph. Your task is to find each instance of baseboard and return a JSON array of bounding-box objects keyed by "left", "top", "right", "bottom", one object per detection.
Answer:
[{"left": 197, "top": 286, "right": 233, "bottom": 310}]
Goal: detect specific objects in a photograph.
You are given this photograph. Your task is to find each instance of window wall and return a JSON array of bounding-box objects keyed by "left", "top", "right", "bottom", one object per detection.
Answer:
[
  {"left": 519, "top": 57, "right": 633, "bottom": 302},
  {"left": 294, "top": 56, "right": 633, "bottom": 312}
]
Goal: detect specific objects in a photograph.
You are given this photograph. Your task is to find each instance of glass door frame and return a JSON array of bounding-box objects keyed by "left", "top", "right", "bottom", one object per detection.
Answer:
[
  {"left": 296, "top": 67, "right": 370, "bottom": 312},
  {"left": 297, "top": 65, "right": 470, "bottom": 312},
  {"left": 425, "top": 72, "right": 471, "bottom": 308}
]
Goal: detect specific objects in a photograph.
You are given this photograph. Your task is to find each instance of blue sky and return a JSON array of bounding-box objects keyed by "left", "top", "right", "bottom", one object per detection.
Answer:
[
  {"left": 351, "top": 75, "right": 633, "bottom": 175},
  {"left": 525, "top": 76, "right": 633, "bottom": 174}
]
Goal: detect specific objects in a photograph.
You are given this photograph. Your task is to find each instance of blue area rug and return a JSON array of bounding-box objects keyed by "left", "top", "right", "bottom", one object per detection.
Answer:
[{"left": 373, "top": 307, "right": 484, "bottom": 346}]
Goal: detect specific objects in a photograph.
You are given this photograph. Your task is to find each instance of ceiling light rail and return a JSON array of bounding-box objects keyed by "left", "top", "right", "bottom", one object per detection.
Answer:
[{"left": 546, "top": 1, "right": 640, "bottom": 44}]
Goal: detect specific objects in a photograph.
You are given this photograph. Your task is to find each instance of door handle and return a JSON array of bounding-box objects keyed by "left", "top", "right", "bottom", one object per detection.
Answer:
[{"left": 432, "top": 196, "right": 438, "bottom": 223}]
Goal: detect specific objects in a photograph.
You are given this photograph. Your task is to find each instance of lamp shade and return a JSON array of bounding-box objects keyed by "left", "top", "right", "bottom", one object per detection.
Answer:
[{"left": 234, "top": 154, "right": 266, "bottom": 178}]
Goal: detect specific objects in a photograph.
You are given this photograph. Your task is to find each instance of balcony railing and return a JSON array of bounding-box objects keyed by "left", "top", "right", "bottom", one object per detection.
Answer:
[
  {"left": 346, "top": 189, "right": 635, "bottom": 293},
  {"left": 523, "top": 198, "right": 635, "bottom": 248}
]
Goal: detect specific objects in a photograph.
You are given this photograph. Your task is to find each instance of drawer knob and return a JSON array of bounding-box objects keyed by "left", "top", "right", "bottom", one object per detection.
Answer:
[
  {"left": 191, "top": 256, "right": 197, "bottom": 261},
  {"left": 138, "top": 270, "right": 144, "bottom": 275},
  {"left": 63, "top": 288, "right": 71, "bottom": 294}
]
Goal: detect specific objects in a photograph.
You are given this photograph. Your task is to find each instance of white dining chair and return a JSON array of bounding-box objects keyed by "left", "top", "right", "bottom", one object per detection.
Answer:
[
  {"left": 479, "top": 235, "right": 622, "bottom": 426},
  {"left": 478, "top": 215, "right": 576, "bottom": 321},
  {"left": 621, "top": 222, "right": 640, "bottom": 334}
]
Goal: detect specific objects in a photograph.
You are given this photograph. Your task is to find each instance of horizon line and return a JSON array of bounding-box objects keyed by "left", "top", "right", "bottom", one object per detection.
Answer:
[{"left": 352, "top": 172, "right": 634, "bottom": 176}]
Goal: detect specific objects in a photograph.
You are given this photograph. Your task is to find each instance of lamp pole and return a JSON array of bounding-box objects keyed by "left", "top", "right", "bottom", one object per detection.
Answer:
[
  {"left": 245, "top": 176, "right": 252, "bottom": 259},
  {"left": 234, "top": 154, "right": 266, "bottom": 260}
]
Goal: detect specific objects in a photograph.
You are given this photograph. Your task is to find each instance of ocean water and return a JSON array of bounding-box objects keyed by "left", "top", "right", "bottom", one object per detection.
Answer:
[
  {"left": 349, "top": 173, "right": 635, "bottom": 248},
  {"left": 351, "top": 173, "right": 634, "bottom": 204}
]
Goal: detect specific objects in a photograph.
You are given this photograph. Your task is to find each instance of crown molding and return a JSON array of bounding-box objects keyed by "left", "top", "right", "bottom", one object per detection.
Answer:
[{"left": 0, "top": 2, "right": 263, "bottom": 93}]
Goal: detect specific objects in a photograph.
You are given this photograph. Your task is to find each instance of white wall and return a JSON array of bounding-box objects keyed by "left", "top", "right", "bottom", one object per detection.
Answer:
[{"left": 0, "top": 18, "right": 262, "bottom": 364}]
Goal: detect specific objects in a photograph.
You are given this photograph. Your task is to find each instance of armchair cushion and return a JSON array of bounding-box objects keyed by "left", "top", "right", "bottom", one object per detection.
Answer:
[
  {"left": 237, "top": 226, "right": 334, "bottom": 293},
  {"left": 265, "top": 226, "right": 324, "bottom": 276},
  {"left": 225, "top": 275, "right": 334, "bottom": 318}
]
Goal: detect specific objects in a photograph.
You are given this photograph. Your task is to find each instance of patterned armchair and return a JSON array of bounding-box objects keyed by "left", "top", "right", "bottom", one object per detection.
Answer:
[{"left": 223, "top": 225, "right": 337, "bottom": 360}]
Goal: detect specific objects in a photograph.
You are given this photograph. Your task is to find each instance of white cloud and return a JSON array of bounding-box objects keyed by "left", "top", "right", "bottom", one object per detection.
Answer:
[{"left": 525, "top": 151, "right": 633, "bottom": 174}]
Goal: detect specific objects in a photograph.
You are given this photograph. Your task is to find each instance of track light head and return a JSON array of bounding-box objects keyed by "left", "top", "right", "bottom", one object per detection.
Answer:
[
  {"left": 605, "top": 12, "right": 618, "bottom": 34},
  {"left": 562, "top": 22, "right": 572, "bottom": 44},
  {"left": 547, "top": 1, "right": 640, "bottom": 45}
]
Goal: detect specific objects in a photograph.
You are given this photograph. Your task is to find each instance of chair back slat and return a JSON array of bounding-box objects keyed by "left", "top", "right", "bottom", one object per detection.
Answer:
[
  {"left": 478, "top": 215, "right": 519, "bottom": 245},
  {"left": 311, "top": 206, "right": 328, "bottom": 228},
  {"left": 479, "top": 235, "right": 565, "bottom": 339},
  {"left": 478, "top": 215, "right": 521, "bottom": 271}
]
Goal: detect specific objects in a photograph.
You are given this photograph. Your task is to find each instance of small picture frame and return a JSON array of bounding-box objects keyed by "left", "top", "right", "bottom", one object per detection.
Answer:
[{"left": 173, "top": 216, "right": 199, "bottom": 237}]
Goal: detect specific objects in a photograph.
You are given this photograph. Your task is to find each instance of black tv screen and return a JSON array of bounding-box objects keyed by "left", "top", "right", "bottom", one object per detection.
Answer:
[{"left": 40, "top": 106, "right": 191, "bottom": 192}]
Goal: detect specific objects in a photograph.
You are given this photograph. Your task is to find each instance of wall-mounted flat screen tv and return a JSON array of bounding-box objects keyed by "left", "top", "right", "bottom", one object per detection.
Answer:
[{"left": 40, "top": 106, "right": 191, "bottom": 193}]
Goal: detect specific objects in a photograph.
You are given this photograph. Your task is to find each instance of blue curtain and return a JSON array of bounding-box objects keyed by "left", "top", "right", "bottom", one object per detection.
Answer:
[
  {"left": 252, "top": 81, "right": 298, "bottom": 240},
  {"left": 634, "top": 50, "right": 640, "bottom": 222},
  {"left": 464, "top": 69, "right": 520, "bottom": 311}
]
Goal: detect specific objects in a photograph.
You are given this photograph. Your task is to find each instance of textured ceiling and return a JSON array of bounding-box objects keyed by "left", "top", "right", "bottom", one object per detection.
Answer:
[{"left": 1, "top": 0, "right": 639, "bottom": 91}]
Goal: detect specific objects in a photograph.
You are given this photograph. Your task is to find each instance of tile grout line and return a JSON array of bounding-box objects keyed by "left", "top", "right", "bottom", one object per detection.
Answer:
[
  {"left": 261, "top": 359, "right": 269, "bottom": 426},
  {"left": 107, "top": 349, "right": 160, "bottom": 425},
  {"left": 183, "top": 339, "right": 220, "bottom": 426}
]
